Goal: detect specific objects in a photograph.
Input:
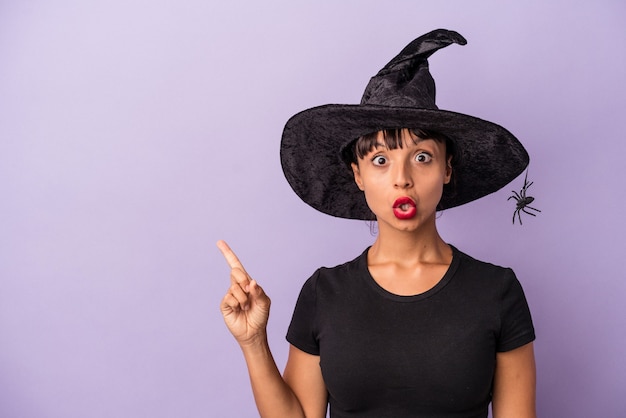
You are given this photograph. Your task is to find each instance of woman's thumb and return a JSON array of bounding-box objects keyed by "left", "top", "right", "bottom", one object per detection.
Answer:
[{"left": 249, "top": 280, "right": 270, "bottom": 306}]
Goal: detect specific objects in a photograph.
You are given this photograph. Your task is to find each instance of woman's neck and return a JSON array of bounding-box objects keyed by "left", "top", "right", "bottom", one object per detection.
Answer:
[
  {"left": 369, "top": 223, "right": 450, "bottom": 266},
  {"left": 366, "top": 223, "right": 452, "bottom": 296}
]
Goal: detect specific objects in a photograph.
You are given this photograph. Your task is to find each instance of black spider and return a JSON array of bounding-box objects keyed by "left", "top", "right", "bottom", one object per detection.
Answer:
[{"left": 508, "top": 171, "right": 541, "bottom": 225}]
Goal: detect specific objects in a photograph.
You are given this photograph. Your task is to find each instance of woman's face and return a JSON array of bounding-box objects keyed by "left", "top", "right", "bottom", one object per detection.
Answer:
[{"left": 351, "top": 129, "right": 452, "bottom": 232}]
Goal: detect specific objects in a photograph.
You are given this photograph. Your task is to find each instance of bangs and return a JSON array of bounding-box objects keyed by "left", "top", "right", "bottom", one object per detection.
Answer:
[
  {"left": 356, "top": 129, "right": 431, "bottom": 159},
  {"left": 341, "top": 128, "right": 452, "bottom": 165}
]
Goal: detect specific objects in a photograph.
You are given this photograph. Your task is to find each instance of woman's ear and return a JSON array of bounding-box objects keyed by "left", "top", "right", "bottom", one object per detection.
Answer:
[
  {"left": 444, "top": 156, "right": 453, "bottom": 184},
  {"left": 351, "top": 162, "right": 364, "bottom": 190}
]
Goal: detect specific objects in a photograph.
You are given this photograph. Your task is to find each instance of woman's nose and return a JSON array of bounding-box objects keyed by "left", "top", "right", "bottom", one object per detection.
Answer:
[{"left": 393, "top": 162, "right": 413, "bottom": 188}]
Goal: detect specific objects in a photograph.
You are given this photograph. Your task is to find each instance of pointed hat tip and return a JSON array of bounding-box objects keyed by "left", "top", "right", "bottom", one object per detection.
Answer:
[{"left": 382, "top": 29, "right": 467, "bottom": 71}]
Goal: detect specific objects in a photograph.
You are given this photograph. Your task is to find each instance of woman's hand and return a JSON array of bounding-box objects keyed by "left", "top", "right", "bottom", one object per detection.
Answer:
[
  {"left": 217, "top": 240, "right": 271, "bottom": 347},
  {"left": 218, "top": 241, "right": 326, "bottom": 418}
]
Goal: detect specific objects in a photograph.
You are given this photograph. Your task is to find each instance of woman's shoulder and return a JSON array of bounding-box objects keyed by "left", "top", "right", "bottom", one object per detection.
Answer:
[
  {"left": 451, "top": 246, "right": 517, "bottom": 282},
  {"left": 303, "top": 247, "right": 369, "bottom": 290},
  {"left": 450, "top": 247, "right": 529, "bottom": 309},
  {"left": 319, "top": 247, "right": 368, "bottom": 274}
]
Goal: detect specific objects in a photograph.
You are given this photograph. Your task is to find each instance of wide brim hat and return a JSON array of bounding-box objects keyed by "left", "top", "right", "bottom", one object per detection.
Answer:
[{"left": 280, "top": 29, "right": 529, "bottom": 220}]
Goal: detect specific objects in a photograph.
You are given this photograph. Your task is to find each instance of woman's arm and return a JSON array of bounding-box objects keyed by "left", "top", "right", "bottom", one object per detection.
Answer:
[
  {"left": 218, "top": 241, "right": 327, "bottom": 417},
  {"left": 492, "top": 342, "right": 537, "bottom": 418},
  {"left": 237, "top": 335, "right": 308, "bottom": 417},
  {"left": 284, "top": 345, "right": 328, "bottom": 417},
  {"left": 239, "top": 341, "right": 327, "bottom": 418}
]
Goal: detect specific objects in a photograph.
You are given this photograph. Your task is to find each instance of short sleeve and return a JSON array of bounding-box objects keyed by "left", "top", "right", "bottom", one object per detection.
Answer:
[
  {"left": 497, "top": 269, "right": 536, "bottom": 352},
  {"left": 286, "top": 271, "right": 320, "bottom": 355}
]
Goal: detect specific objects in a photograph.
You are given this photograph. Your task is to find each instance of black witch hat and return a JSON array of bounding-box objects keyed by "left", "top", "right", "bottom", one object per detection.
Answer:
[{"left": 280, "top": 29, "right": 528, "bottom": 220}]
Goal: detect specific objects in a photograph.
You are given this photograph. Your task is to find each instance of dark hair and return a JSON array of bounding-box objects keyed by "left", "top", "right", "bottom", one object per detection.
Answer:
[{"left": 341, "top": 128, "right": 459, "bottom": 208}]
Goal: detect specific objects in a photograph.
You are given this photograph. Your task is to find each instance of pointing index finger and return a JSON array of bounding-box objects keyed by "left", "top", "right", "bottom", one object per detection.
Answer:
[{"left": 216, "top": 240, "right": 247, "bottom": 273}]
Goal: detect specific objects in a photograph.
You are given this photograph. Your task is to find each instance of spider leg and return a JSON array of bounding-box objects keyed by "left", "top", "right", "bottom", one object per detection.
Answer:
[
  {"left": 521, "top": 207, "right": 537, "bottom": 217},
  {"left": 517, "top": 209, "right": 523, "bottom": 225},
  {"left": 520, "top": 187, "right": 528, "bottom": 198},
  {"left": 510, "top": 191, "right": 521, "bottom": 200},
  {"left": 525, "top": 206, "right": 541, "bottom": 213}
]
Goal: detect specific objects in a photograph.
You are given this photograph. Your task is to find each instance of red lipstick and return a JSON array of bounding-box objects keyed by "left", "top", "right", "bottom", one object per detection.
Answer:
[{"left": 392, "top": 197, "right": 417, "bottom": 220}]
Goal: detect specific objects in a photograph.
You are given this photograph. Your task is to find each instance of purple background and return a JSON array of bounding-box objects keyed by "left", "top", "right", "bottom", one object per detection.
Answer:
[{"left": 1, "top": 1, "right": 625, "bottom": 417}]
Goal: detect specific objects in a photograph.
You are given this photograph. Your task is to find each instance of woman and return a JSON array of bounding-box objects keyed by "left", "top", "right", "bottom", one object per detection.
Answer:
[{"left": 219, "top": 29, "right": 536, "bottom": 417}]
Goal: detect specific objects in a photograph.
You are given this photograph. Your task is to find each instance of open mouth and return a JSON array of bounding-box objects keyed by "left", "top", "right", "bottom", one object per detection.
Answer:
[{"left": 392, "top": 197, "right": 417, "bottom": 220}]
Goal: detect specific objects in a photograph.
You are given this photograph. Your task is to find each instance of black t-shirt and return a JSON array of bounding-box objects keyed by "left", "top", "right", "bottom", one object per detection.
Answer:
[{"left": 286, "top": 246, "right": 535, "bottom": 418}]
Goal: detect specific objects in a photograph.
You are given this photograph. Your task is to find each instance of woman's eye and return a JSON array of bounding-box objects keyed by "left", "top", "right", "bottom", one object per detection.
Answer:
[
  {"left": 415, "top": 152, "right": 432, "bottom": 163},
  {"left": 372, "top": 156, "right": 387, "bottom": 166}
]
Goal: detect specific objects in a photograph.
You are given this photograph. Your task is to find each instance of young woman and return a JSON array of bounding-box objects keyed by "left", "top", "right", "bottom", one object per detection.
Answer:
[{"left": 219, "top": 29, "right": 536, "bottom": 418}]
